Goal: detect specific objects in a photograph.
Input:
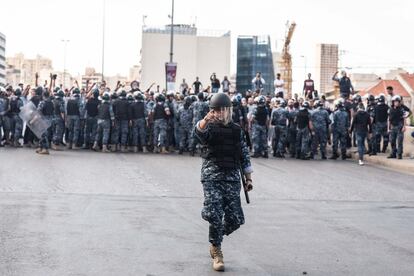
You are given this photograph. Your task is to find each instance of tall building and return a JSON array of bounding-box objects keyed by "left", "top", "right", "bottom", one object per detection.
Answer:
[
  {"left": 315, "top": 44, "right": 338, "bottom": 94},
  {"left": 80, "top": 67, "right": 103, "bottom": 89},
  {"left": 140, "top": 24, "right": 230, "bottom": 91},
  {"left": 236, "top": 36, "right": 275, "bottom": 95},
  {"left": 6, "top": 53, "right": 53, "bottom": 86},
  {"left": 0, "top": 32, "right": 6, "bottom": 87}
]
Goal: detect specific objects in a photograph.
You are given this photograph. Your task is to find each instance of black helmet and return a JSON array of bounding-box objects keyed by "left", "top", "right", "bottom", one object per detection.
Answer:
[
  {"left": 184, "top": 96, "right": 193, "bottom": 105},
  {"left": 120, "top": 90, "right": 127, "bottom": 97},
  {"left": 14, "top": 88, "right": 22, "bottom": 96},
  {"left": 127, "top": 94, "right": 134, "bottom": 101},
  {"left": 57, "top": 90, "right": 65, "bottom": 98},
  {"left": 92, "top": 89, "right": 100, "bottom": 99},
  {"left": 378, "top": 95, "right": 385, "bottom": 103},
  {"left": 35, "top": 86, "right": 43, "bottom": 96},
  {"left": 209, "top": 92, "right": 231, "bottom": 108},
  {"left": 302, "top": 101, "right": 310, "bottom": 109},
  {"left": 111, "top": 92, "right": 118, "bottom": 100},
  {"left": 73, "top": 88, "right": 80, "bottom": 94},
  {"left": 102, "top": 93, "right": 110, "bottom": 101},
  {"left": 156, "top": 94, "right": 165, "bottom": 102},
  {"left": 43, "top": 91, "right": 50, "bottom": 98},
  {"left": 197, "top": 92, "right": 204, "bottom": 101},
  {"left": 392, "top": 95, "right": 402, "bottom": 102},
  {"left": 367, "top": 94, "right": 375, "bottom": 102},
  {"left": 135, "top": 92, "right": 144, "bottom": 101}
]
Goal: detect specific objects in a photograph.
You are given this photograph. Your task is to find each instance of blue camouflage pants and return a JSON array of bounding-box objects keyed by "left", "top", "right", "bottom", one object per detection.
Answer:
[
  {"left": 252, "top": 124, "right": 267, "bottom": 155},
  {"left": 39, "top": 116, "right": 53, "bottom": 149},
  {"left": 201, "top": 181, "right": 245, "bottom": 246},
  {"left": 374, "top": 121, "right": 389, "bottom": 153},
  {"left": 153, "top": 119, "right": 167, "bottom": 147},
  {"left": 179, "top": 127, "right": 192, "bottom": 150},
  {"left": 131, "top": 118, "right": 146, "bottom": 146},
  {"left": 296, "top": 128, "right": 310, "bottom": 156},
  {"left": 66, "top": 115, "right": 80, "bottom": 144},
  {"left": 332, "top": 129, "right": 347, "bottom": 155},
  {"left": 95, "top": 119, "right": 111, "bottom": 145},
  {"left": 273, "top": 125, "right": 287, "bottom": 154},
  {"left": 52, "top": 116, "right": 64, "bottom": 145},
  {"left": 11, "top": 114, "right": 23, "bottom": 143},
  {"left": 0, "top": 115, "right": 11, "bottom": 142},
  {"left": 390, "top": 124, "right": 404, "bottom": 156},
  {"left": 84, "top": 116, "right": 98, "bottom": 146},
  {"left": 111, "top": 119, "right": 129, "bottom": 146},
  {"left": 312, "top": 127, "right": 328, "bottom": 156}
]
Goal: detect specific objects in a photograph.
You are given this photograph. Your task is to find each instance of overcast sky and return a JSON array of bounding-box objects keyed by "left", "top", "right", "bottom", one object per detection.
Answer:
[{"left": 1, "top": 0, "right": 413, "bottom": 87}]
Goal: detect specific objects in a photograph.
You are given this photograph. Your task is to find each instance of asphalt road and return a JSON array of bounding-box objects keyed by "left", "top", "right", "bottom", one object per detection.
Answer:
[{"left": 0, "top": 148, "right": 414, "bottom": 276}]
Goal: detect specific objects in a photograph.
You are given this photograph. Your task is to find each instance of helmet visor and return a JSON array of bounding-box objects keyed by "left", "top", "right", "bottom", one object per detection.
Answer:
[{"left": 212, "top": 106, "right": 233, "bottom": 125}]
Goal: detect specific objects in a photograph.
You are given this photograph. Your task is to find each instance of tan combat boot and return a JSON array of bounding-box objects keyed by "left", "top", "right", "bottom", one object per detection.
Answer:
[
  {"left": 160, "top": 147, "right": 169, "bottom": 154},
  {"left": 210, "top": 245, "right": 225, "bottom": 271},
  {"left": 121, "top": 145, "right": 128, "bottom": 153},
  {"left": 52, "top": 144, "right": 62, "bottom": 151},
  {"left": 132, "top": 146, "right": 138, "bottom": 153},
  {"left": 110, "top": 144, "right": 116, "bottom": 152},
  {"left": 142, "top": 146, "right": 148, "bottom": 153},
  {"left": 35, "top": 148, "right": 42, "bottom": 154},
  {"left": 39, "top": 148, "right": 50, "bottom": 155},
  {"left": 92, "top": 142, "right": 99, "bottom": 151},
  {"left": 102, "top": 145, "right": 111, "bottom": 153}
]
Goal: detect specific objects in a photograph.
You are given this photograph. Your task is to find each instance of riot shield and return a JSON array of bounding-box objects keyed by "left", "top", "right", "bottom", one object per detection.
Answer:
[{"left": 19, "top": 102, "right": 52, "bottom": 139}]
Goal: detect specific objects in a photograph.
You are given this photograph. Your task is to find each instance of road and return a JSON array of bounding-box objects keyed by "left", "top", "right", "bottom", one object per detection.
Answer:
[{"left": 0, "top": 148, "right": 414, "bottom": 276}]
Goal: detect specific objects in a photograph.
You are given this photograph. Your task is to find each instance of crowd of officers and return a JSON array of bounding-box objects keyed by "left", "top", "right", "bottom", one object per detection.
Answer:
[{"left": 0, "top": 78, "right": 412, "bottom": 165}]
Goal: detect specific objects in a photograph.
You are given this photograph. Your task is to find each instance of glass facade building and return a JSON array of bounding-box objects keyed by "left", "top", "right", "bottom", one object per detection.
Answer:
[{"left": 236, "top": 35, "right": 275, "bottom": 95}]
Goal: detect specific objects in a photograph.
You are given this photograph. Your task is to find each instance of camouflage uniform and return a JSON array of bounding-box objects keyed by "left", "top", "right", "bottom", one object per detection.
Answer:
[
  {"left": 251, "top": 105, "right": 269, "bottom": 156},
  {"left": 95, "top": 101, "right": 114, "bottom": 146},
  {"left": 190, "top": 100, "right": 209, "bottom": 151},
  {"left": 310, "top": 107, "right": 331, "bottom": 157},
  {"left": 178, "top": 104, "right": 193, "bottom": 151},
  {"left": 38, "top": 98, "right": 54, "bottom": 150},
  {"left": 129, "top": 100, "right": 148, "bottom": 147},
  {"left": 65, "top": 97, "right": 82, "bottom": 146},
  {"left": 152, "top": 102, "right": 169, "bottom": 147},
  {"left": 9, "top": 95, "right": 24, "bottom": 145},
  {"left": 373, "top": 104, "right": 389, "bottom": 153},
  {"left": 52, "top": 99, "right": 65, "bottom": 147},
  {"left": 194, "top": 121, "right": 252, "bottom": 246},
  {"left": 287, "top": 108, "right": 298, "bottom": 156},
  {"left": 271, "top": 106, "right": 289, "bottom": 155},
  {"left": 332, "top": 108, "right": 349, "bottom": 156},
  {"left": 111, "top": 97, "right": 130, "bottom": 147}
]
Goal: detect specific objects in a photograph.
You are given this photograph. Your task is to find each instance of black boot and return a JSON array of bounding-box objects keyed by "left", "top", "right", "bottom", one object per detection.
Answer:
[
  {"left": 387, "top": 154, "right": 396, "bottom": 159},
  {"left": 397, "top": 154, "right": 402, "bottom": 160},
  {"left": 262, "top": 151, "right": 269, "bottom": 159},
  {"left": 251, "top": 152, "right": 261, "bottom": 158},
  {"left": 329, "top": 153, "right": 338, "bottom": 160},
  {"left": 321, "top": 153, "right": 327, "bottom": 160}
]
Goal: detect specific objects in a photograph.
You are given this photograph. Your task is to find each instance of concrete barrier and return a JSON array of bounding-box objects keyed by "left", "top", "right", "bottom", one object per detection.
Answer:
[{"left": 403, "top": 126, "right": 414, "bottom": 158}]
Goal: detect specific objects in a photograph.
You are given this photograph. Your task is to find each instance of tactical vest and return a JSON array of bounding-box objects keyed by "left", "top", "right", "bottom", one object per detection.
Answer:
[
  {"left": 153, "top": 103, "right": 167, "bottom": 120},
  {"left": 374, "top": 104, "right": 389, "bottom": 123},
  {"left": 255, "top": 105, "right": 267, "bottom": 126},
  {"left": 67, "top": 99, "right": 80, "bottom": 116},
  {"left": 53, "top": 99, "right": 63, "bottom": 115},
  {"left": 130, "top": 102, "right": 145, "bottom": 120},
  {"left": 296, "top": 109, "right": 309, "bottom": 129},
  {"left": 389, "top": 106, "right": 404, "bottom": 126},
  {"left": 42, "top": 100, "right": 54, "bottom": 116},
  {"left": 9, "top": 98, "right": 21, "bottom": 114},
  {"left": 97, "top": 102, "right": 111, "bottom": 120},
  {"left": 86, "top": 98, "right": 100, "bottom": 117},
  {"left": 202, "top": 122, "right": 242, "bottom": 169},
  {"left": 114, "top": 99, "right": 129, "bottom": 120}
]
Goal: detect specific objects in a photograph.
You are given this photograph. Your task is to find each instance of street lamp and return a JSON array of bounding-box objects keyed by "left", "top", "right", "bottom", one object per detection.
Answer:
[
  {"left": 300, "top": 55, "right": 307, "bottom": 75},
  {"left": 61, "top": 39, "right": 70, "bottom": 89},
  {"left": 169, "top": 0, "right": 174, "bottom": 63},
  {"left": 101, "top": 0, "right": 106, "bottom": 82}
]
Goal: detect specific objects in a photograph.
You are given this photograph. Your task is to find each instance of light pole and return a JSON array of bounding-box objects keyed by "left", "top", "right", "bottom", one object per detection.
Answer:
[
  {"left": 300, "top": 55, "right": 307, "bottom": 75},
  {"left": 169, "top": 0, "right": 174, "bottom": 63},
  {"left": 61, "top": 39, "right": 70, "bottom": 89},
  {"left": 101, "top": 0, "right": 106, "bottom": 82}
]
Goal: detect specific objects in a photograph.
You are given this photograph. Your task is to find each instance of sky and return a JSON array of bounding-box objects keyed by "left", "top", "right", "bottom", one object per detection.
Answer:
[{"left": 1, "top": 0, "right": 414, "bottom": 89}]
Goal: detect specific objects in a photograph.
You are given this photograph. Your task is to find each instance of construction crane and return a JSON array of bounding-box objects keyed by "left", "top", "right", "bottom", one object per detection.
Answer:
[{"left": 279, "top": 21, "right": 296, "bottom": 98}]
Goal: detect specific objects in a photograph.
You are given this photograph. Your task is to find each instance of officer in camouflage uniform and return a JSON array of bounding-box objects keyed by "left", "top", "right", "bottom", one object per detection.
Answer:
[
  {"left": 152, "top": 94, "right": 170, "bottom": 153},
  {"left": 251, "top": 96, "right": 269, "bottom": 158},
  {"left": 373, "top": 95, "right": 389, "bottom": 154},
  {"left": 93, "top": 93, "right": 114, "bottom": 153},
  {"left": 388, "top": 95, "right": 411, "bottom": 159},
  {"left": 194, "top": 92, "right": 253, "bottom": 272},
  {"left": 271, "top": 98, "right": 289, "bottom": 158},
  {"left": 9, "top": 88, "right": 24, "bottom": 147},
  {"left": 128, "top": 92, "right": 148, "bottom": 153},
  {"left": 165, "top": 91, "right": 176, "bottom": 150},
  {"left": 190, "top": 92, "right": 209, "bottom": 155},
  {"left": 287, "top": 100, "right": 299, "bottom": 157},
  {"left": 83, "top": 89, "right": 100, "bottom": 149},
  {"left": 51, "top": 90, "right": 65, "bottom": 150},
  {"left": 365, "top": 94, "right": 376, "bottom": 155},
  {"left": 177, "top": 96, "right": 193, "bottom": 154},
  {"left": 111, "top": 90, "right": 130, "bottom": 152},
  {"left": 0, "top": 89, "right": 10, "bottom": 146},
  {"left": 65, "top": 88, "right": 82, "bottom": 150},
  {"left": 295, "top": 101, "right": 313, "bottom": 160},
  {"left": 330, "top": 99, "right": 350, "bottom": 160},
  {"left": 310, "top": 100, "right": 331, "bottom": 159},
  {"left": 36, "top": 91, "right": 54, "bottom": 155}
]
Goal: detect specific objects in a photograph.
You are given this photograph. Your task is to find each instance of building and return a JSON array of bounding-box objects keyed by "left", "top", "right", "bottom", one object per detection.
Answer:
[
  {"left": 236, "top": 36, "right": 275, "bottom": 95},
  {"left": 6, "top": 53, "right": 53, "bottom": 86},
  {"left": 349, "top": 73, "right": 380, "bottom": 92},
  {"left": 0, "top": 32, "right": 6, "bottom": 87},
  {"left": 140, "top": 24, "right": 230, "bottom": 92},
  {"left": 129, "top": 65, "right": 141, "bottom": 82},
  {"left": 80, "top": 67, "right": 103, "bottom": 89},
  {"left": 315, "top": 44, "right": 338, "bottom": 94}
]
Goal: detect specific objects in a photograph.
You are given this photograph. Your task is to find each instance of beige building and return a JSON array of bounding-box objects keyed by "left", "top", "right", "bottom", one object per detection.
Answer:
[
  {"left": 0, "top": 32, "right": 5, "bottom": 87},
  {"left": 6, "top": 53, "right": 53, "bottom": 86},
  {"left": 140, "top": 24, "right": 230, "bottom": 91},
  {"left": 129, "top": 65, "right": 141, "bottom": 82},
  {"left": 80, "top": 67, "right": 103, "bottom": 89},
  {"left": 349, "top": 73, "right": 380, "bottom": 92},
  {"left": 315, "top": 44, "right": 338, "bottom": 94}
]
